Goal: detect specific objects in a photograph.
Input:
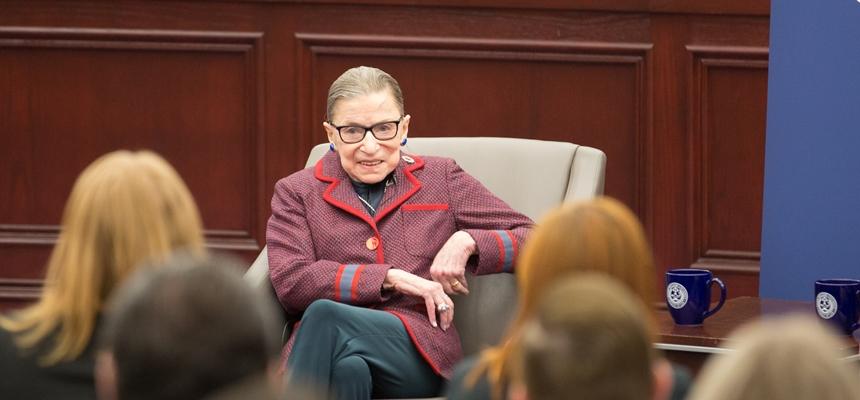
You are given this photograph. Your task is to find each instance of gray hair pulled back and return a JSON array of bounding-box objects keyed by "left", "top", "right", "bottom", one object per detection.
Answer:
[{"left": 326, "top": 66, "right": 405, "bottom": 122}]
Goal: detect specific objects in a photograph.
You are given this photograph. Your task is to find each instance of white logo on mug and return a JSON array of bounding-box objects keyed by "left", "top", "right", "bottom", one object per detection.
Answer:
[
  {"left": 816, "top": 292, "right": 838, "bottom": 319},
  {"left": 667, "top": 282, "right": 688, "bottom": 309}
]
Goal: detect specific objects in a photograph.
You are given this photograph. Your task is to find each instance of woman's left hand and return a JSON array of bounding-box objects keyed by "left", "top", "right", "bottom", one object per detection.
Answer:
[{"left": 430, "top": 231, "right": 476, "bottom": 295}]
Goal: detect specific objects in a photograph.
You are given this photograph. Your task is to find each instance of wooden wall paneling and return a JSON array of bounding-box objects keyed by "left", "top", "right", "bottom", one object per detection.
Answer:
[
  {"left": 295, "top": 33, "right": 653, "bottom": 217},
  {"left": 0, "top": 234, "right": 52, "bottom": 280},
  {"left": 687, "top": 45, "right": 768, "bottom": 298},
  {"left": 0, "top": 1, "right": 771, "bottom": 309},
  {"left": 0, "top": 27, "right": 266, "bottom": 286}
]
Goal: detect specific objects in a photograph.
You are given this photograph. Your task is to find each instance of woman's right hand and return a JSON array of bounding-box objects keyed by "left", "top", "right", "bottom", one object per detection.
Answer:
[{"left": 384, "top": 269, "right": 454, "bottom": 331}]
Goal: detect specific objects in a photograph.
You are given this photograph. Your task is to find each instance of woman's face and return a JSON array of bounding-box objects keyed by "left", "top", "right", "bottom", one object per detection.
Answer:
[{"left": 324, "top": 90, "right": 410, "bottom": 184}]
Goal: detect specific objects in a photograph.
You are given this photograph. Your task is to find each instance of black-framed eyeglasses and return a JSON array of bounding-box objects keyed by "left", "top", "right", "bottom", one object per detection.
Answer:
[{"left": 330, "top": 117, "right": 403, "bottom": 144}]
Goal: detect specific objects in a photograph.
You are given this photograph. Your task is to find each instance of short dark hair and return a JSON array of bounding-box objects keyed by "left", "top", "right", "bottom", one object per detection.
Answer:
[{"left": 100, "top": 252, "right": 281, "bottom": 400}]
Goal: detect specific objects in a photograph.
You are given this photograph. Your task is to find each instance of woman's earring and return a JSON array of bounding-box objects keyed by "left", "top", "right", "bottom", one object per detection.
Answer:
[
  {"left": 329, "top": 143, "right": 335, "bottom": 152},
  {"left": 400, "top": 138, "right": 408, "bottom": 146}
]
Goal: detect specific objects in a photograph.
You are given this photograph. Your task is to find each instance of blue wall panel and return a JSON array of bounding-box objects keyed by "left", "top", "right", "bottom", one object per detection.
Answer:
[{"left": 761, "top": 0, "right": 860, "bottom": 299}]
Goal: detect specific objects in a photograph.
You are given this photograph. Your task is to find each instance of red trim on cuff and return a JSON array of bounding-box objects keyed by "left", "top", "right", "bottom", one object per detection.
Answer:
[
  {"left": 334, "top": 264, "right": 346, "bottom": 301},
  {"left": 350, "top": 264, "right": 366, "bottom": 301},
  {"left": 505, "top": 230, "right": 518, "bottom": 270},
  {"left": 491, "top": 231, "right": 506, "bottom": 273}
]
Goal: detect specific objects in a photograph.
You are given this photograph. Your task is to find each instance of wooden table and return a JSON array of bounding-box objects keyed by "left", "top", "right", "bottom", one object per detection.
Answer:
[{"left": 654, "top": 296, "right": 860, "bottom": 374}]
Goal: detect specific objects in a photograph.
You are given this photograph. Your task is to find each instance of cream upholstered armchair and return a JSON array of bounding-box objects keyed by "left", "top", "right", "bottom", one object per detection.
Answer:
[{"left": 244, "top": 136, "right": 606, "bottom": 360}]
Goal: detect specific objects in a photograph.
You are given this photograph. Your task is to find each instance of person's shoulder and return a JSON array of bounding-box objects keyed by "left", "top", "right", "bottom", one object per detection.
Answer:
[
  {"left": 445, "top": 355, "right": 492, "bottom": 400},
  {"left": 452, "top": 354, "right": 479, "bottom": 374},
  {"left": 409, "top": 155, "right": 458, "bottom": 177},
  {"left": 275, "top": 165, "right": 318, "bottom": 192},
  {"left": 204, "top": 374, "right": 285, "bottom": 400},
  {"left": 0, "top": 322, "right": 21, "bottom": 357},
  {"left": 669, "top": 362, "right": 693, "bottom": 400},
  {"left": 414, "top": 155, "right": 456, "bottom": 167},
  {"left": 0, "top": 324, "right": 32, "bottom": 390}
]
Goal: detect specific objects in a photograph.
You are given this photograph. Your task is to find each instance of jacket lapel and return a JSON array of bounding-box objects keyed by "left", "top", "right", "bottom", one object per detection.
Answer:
[
  {"left": 314, "top": 151, "right": 426, "bottom": 225},
  {"left": 375, "top": 153, "right": 425, "bottom": 222},
  {"left": 314, "top": 152, "right": 375, "bottom": 226}
]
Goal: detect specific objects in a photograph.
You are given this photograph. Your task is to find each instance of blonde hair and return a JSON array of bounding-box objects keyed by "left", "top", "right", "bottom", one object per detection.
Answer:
[
  {"left": 470, "top": 197, "right": 657, "bottom": 397},
  {"left": 512, "top": 274, "right": 654, "bottom": 400},
  {"left": 326, "top": 66, "right": 404, "bottom": 122},
  {"left": 689, "top": 314, "right": 860, "bottom": 400},
  {"left": 0, "top": 150, "right": 205, "bottom": 365}
]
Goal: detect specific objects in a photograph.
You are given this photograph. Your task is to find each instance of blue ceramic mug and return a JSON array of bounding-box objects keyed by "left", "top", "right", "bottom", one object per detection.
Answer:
[
  {"left": 665, "top": 268, "right": 727, "bottom": 325},
  {"left": 815, "top": 279, "right": 860, "bottom": 335}
]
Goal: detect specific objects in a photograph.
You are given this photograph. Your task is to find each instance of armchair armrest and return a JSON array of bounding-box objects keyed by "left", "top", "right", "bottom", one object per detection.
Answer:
[{"left": 243, "top": 246, "right": 295, "bottom": 344}]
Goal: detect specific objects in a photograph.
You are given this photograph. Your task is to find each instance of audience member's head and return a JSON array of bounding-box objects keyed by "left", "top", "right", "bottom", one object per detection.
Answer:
[
  {"left": 0, "top": 150, "right": 204, "bottom": 365},
  {"left": 515, "top": 196, "right": 657, "bottom": 325},
  {"left": 473, "top": 197, "right": 658, "bottom": 393},
  {"left": 96, "top": 253, "right": 282, "bottom": 400},
  {"left": 688, "top": 314, "right": 860, "bottom": 400},
  {"left": 509, "top": 274, "right": 671, "bottom": 400}
]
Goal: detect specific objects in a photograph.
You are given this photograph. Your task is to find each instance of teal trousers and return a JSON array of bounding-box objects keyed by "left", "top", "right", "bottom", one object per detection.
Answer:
[{"left": 287, "top": 300, "right": 442, "bottom": 400}]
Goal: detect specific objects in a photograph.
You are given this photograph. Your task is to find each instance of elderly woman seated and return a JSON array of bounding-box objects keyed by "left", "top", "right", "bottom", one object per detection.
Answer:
[{"left": 267, "top": 66, "right": 533, "bottom": 399}]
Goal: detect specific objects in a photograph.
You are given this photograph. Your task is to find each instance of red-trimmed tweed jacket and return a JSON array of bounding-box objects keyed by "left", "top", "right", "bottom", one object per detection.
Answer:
[{"left": 266, "top": 151, "right": 533, "bottom": 379}]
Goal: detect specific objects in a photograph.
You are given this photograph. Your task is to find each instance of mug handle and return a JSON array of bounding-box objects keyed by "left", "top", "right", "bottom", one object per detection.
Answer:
[
  {"left": 853, "top": 290, "right": 860, "bottom": 332},
  {"left": 703, "top": 277, "right": 727, "bottom": 319}
]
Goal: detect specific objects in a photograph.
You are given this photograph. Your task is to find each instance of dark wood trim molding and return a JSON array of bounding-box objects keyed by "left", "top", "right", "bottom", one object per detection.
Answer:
[
  {"left": 229, "top": 0, "right": 771, "bottom": 16},
  {"left": 692, "top": 258, "right": 761, "bottom": 275},
  {"left": 0, "top": 225, "right": 260, "bottom": 251},
  {"left": 0, "top": 278, "right": 43, "bottom": 302}
]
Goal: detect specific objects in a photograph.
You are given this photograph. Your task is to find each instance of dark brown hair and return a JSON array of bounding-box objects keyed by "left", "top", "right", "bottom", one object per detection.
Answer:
[{"left": 100, "top": 253, "right": 281, "bottom": 400}]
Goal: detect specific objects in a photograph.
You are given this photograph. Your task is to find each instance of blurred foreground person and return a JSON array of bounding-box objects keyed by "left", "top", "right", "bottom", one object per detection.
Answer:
[
  {"left": 96, "top": 254, "right": 284, "bottom": 400},
  {"left": 688, "top": 314, "right": 860, "bottom": 400},
  {"left": 509, "top": 274, "right": 672, "bottom": 400},
  {"left": 0, "top": 150, "right": 204, "bottom": 399},
  {"left": 447, "top": 197, "right": 688, "bottom": 400}
]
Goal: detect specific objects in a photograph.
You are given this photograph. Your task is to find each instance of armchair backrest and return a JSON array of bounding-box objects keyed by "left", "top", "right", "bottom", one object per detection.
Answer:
[
  {"left": 246, "top": 137, "right": 606, "bottom": 356},
  {"left": 306, "top": 137, "right": 605, "bottom": 221}
]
